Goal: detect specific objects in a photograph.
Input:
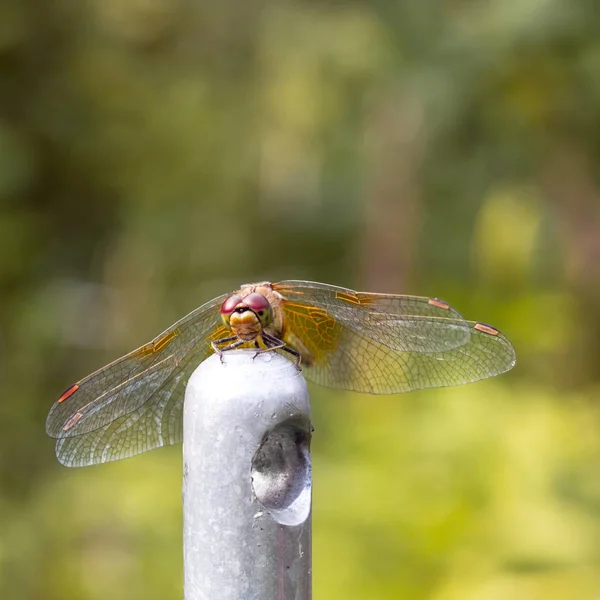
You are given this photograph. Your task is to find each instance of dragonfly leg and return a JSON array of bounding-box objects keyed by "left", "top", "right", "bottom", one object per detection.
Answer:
[
  {"left": 262, "top": 332, "right": 302, "bottom": 371},
  {"left": 281, "top": 345, "right": 302, "bottom": 370},
  {"left": 211, "top": 336, "right": 241, "bottom": 363}
]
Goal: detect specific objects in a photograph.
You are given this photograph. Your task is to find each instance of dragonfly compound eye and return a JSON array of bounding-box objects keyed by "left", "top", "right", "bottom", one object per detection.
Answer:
[
  {"left": 220, "top": 294, "right": 243, "bottom": 326},
  {"left": 244, "top": 293, "right": 273, "bottom": 326}
]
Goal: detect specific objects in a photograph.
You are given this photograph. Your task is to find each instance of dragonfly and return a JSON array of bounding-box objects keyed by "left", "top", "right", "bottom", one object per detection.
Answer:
[{"left": 46, "top": 280, "right": 516, "bottom": 467}]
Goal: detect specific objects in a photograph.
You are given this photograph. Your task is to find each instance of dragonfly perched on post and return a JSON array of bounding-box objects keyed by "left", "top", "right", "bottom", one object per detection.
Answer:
[{"left": 46, "top": 280, "right": 516, "bottom": 467}]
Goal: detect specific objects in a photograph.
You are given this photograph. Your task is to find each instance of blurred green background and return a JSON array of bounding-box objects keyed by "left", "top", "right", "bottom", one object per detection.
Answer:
[{"left": 2, "top": 0, "right": 600, "bottom": 598}]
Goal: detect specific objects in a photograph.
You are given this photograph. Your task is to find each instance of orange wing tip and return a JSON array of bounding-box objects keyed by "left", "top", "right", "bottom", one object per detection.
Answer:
[
  {"left": 63, "top": 412, "right": 84, "bottom": 431},
  {"left": 428, "top": 298, "right": 450, "bottom": 310},
  {"left": 57, "top": 384, "right": 79, "bottom": 403},
  {"left": 474, "top": 322, "right": 500, "bottom": 336}
]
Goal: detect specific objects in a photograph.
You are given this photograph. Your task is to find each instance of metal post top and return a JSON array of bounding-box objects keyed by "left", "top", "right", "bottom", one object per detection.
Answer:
[{"left": 186, "top": 348, "right": 309, "bottom": 407}]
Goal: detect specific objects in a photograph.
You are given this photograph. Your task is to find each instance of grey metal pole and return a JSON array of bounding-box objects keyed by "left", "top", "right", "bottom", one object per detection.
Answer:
[{"left": 183, "top": 349, "right": 312, "bottom": 600}]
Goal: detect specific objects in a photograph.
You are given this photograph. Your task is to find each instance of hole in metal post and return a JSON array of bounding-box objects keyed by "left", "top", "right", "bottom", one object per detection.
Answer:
[{"left": 251, "top": 417, "right": 312, "bottom": 526}]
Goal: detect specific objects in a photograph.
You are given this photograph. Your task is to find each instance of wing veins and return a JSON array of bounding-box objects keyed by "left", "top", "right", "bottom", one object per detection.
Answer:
[{"left": 68, "top": 352, "right": 177, "bottom": 426}]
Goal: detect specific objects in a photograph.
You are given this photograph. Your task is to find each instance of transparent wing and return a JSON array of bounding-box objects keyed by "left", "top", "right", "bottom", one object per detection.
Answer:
[
  {"left": 274, "top": 281, "right": 471, "bottom": 353},
  {"left": 46, "top": 294, "right": 229, "bottom": 466},
  {"left": 274, "top": 281, "right": 516, "bottom": 394},
  {"left": 54, "top": 356, "right": 192, "bottom": 467}
]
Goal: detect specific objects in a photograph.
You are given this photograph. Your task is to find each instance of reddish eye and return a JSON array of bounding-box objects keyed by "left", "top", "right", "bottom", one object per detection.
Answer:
[
  {"left": 220, "top": 294, "right": 243, "bottom": 315},
  {"left": 244, "top": 293, "right": 270, "bottom": 312}
]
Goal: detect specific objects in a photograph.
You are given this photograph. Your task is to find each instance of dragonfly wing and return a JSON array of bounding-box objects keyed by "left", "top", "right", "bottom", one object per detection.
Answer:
[
  {"left": 46, "top": 293, "right": 228, "bottom": 446},
  {"left": 274, "top": 281, "right": 472, "bottom": 353},
  {"left": 54, "top": 349, "right": 200, "bottom": 466},
  {"left": 304, "top": 319, "right": 515, "bottom": 394},
  {"left": 274, "top": 281, "right": 515, "bottom": 394}
]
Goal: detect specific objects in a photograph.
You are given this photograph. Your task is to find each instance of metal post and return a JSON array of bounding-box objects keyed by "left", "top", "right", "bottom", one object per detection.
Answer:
[{"left": 183, "top": 349, "right": 312, "bottom": 600}]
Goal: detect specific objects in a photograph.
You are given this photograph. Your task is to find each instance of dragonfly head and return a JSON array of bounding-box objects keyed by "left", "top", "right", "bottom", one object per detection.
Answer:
[{"left": 220, "top": 293, "right": 274, "bottom": 340}]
